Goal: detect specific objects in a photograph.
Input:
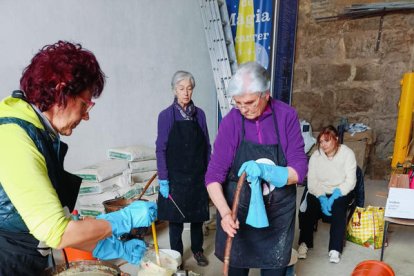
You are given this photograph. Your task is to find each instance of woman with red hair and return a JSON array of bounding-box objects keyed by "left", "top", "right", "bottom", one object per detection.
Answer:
[
  {"left": 0, "top": 41, "right": 157, "bottom": 274},
  {"left": 297, "top": 125, "right": 357, "bottom": 264}
]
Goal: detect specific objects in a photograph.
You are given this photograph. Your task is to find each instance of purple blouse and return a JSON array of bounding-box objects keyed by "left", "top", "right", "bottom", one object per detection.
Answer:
[
  {"left": 155, "top": 104, "right": 211, "bottom": 180},
  {"left": 205, "top": 98, "right": 308, "bottom": 185}
]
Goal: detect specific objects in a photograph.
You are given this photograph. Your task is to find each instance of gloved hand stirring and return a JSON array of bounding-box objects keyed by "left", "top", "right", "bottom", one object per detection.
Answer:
[{"left": 96, "top": 200, "right": 157, "bottom": 237}]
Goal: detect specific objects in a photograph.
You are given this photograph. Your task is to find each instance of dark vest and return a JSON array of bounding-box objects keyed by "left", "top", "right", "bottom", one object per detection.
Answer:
[
  {"left": 0, "top": 95, "right": 81, "bottom": 274},
  {"left": 0, "top": 117, "right": 81, "bottom": 232}
]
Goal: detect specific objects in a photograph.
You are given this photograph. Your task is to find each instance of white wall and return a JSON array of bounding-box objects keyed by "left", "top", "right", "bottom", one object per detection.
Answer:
[{"left": 0, "top": 0, "right": 217, "bottom": 171}]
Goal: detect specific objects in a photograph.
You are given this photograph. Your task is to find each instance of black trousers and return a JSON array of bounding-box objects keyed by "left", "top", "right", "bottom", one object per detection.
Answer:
[
  {"left": 228, "top": 266, "right": 287, "bottom": 276},
  {"left": 169, "top": 221, "right": 204, "bottom": 256},
  {"left": 298, "top": 192, "right": 352, "bottom": 253}
]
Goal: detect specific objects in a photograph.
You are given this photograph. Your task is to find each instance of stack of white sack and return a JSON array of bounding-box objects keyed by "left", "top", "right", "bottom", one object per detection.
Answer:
[
  {"left": 74, "top": 159, "right": 129, "bottom": 183},
  {"left": 127, "top": 159, "right": 157, "bottom": 174},
  {"left": 74, "top": 183, "right": 146, "bottom": 217},
  {"left": 76, "top": 182, "right": 147, "bottom": 207},
  {"left": 73, "top": 159, "right": 129, "bottom": 217},
  {"left": 107, "top": 145, "right": 156, "bottom": 162},
  {"left": 108, "top": 145, "right": 159, "bottom": 196},
  {"left": 74, "top": 145, "right": 159, "bottom": 217}
]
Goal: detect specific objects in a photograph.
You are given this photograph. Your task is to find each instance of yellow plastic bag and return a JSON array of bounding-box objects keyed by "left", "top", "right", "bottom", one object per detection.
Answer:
[{"left": 346, "top": 206, "right": 385, "bottom": 249}]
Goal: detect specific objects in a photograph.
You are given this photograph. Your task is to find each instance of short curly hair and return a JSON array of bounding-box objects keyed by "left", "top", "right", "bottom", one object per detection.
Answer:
[{"left": 20, "top": 41, "right": 105, "bottom": 111}]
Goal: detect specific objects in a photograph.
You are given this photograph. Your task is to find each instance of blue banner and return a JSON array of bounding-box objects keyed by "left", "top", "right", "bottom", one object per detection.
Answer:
[
  {"left": 226, "top": 0, "right": 273, "bottom": 69},
  {"left": 226, "top": 0, "right": 298, "bottom": 104}
]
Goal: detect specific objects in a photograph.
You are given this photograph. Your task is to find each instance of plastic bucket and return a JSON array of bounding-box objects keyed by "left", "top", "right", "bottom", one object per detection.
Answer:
[
  {"left": 352, "top": 260, "right": 395, "bottom": 276},
  {"left": 63, "top": 247, "right": 96, "bottom": 262},
  {"left": 160, "top": 249, "right": 182, "bottom": 267}
]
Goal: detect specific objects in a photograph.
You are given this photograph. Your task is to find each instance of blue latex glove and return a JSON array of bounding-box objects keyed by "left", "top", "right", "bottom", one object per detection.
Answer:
[
  {"left": 93, "top": 235, "right": 146, "bottom": 264},
  {"left": 238, "top": 160, "right": 288, "bottom": 188},
  {"left": 327, "top": 188, "right": 342, "bottom": 211},
  {"left": 159, "top": 179, "right": 169, "bottom": 198},
  {"left": 97, "top": 200, "right": 157, "bottom": 237},
  {"left": 246, "top": 177, "right": 269, "bottom": 228},
  {"left": 319, "top": 195, "right": 332, "bottom": 216}
]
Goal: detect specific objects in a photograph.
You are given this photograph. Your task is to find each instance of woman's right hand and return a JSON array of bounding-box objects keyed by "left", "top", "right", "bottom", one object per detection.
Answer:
[
  {"left": 221, "top": 212, "right": 239, "bottom": 237},
  {"left": 96, "top": 201, "right": 157, "bottom": 237}
]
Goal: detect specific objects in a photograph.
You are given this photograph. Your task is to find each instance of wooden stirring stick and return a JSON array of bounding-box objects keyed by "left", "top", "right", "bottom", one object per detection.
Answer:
[
  {"left": 151, "top": 222, "right": 161, "bottom": 266},
  {"left": 132, "top": 172, "right": 158, "bottom": 201}
]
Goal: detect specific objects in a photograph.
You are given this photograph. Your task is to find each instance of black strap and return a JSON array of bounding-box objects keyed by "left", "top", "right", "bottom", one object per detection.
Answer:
[{"left": 12, "top": 90, "right": 26, "bottom": 100}]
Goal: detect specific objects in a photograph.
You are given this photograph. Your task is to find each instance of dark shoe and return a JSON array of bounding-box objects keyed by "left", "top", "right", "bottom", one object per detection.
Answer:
[{"left": 193, "top": 251, "right": 209, "bottom": 266}]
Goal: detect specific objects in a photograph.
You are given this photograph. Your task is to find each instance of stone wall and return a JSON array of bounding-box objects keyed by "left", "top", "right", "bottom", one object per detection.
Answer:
[{"left": 293, "top": 0, "right": 414, "bottom": 179}]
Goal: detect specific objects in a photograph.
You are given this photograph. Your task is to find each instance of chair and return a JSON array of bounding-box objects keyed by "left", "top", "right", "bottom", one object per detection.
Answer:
[
  {"left": 346, "top": 166, "right": 365, "bottom": 223},
  {"left": 298, "top": 166, "right": 365, "bottom": 235}
]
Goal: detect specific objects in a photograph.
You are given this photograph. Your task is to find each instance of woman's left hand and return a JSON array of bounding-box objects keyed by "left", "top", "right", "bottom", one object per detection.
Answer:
[{"left": 328, "top": 188, "right": 342, "bottom": 211}]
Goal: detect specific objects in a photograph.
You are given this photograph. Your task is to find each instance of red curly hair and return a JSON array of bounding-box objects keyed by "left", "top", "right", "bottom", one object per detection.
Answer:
[{"left": 20, "top": 41, "right": 105, "bottom": 111}]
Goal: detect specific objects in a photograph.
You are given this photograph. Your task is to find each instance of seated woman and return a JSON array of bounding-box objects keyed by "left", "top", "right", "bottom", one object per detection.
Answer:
[{"left": 297, "top": 125, "right": 356, "bottom": 263}]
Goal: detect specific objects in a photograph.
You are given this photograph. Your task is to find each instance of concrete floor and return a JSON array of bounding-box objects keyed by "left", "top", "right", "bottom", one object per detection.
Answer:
[
  {"left": 54, "top": 178, "right": 414, "bottom": 275},
  {"left": 152, "top": 178, "right": 414, "bottom": 276}
]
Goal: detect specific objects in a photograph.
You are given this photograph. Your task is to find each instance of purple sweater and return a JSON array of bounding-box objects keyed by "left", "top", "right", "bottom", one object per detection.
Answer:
[
  {"left": 156, "top": 104, "right": 211, "bottom": 180},
  {"left": 205, "top": 98, "right": 308, "bottom": 185}
]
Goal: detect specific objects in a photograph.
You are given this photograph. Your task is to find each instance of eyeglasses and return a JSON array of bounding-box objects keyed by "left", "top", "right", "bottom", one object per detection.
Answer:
[
  {"left": 230, "top": 94, "right": 262, "bottom": 110},
  {"left": 78, "top": 96, "right": 95, "bottom": 113}
]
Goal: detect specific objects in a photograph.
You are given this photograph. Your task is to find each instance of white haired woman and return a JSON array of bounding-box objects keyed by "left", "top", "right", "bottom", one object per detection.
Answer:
[
  {"left": 205, "top": 62, "right": 308, "bottom": 276},
  {"left": 156, "top": 70, "right": 211, "bottom": 267}
]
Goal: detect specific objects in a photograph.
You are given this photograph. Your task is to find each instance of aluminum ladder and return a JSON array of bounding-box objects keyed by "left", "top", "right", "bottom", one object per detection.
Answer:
[{"left": 199, "top": 0, "right": 237, "bottom": 117}]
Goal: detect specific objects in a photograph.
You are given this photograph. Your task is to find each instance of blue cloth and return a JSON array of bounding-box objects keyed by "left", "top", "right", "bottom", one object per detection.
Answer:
[
  {"left": 319, "top": 195, "right": 332, "bottom": 216},
  {"left": 238, "top": 160, "right": 288, "bottom": 188},
  {"left": 97, "top": 201, "right": 157, "bottom": 237},
  {"left": 93, "top": 235, "right": 146, "bottom": 264},
  {"left": 159, "top": 179, "right": 169, "bottom": 198},
  {"left": 245, "top": 177, "right": 269, "bottom": 228},
  {"left": 328, "top": 188, "right": 342, "bottom": 211}
]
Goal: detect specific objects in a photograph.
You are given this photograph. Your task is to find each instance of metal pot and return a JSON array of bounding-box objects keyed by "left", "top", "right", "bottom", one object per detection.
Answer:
[{"left": 43, "top": 260, "right": 123, "bottom": 276}]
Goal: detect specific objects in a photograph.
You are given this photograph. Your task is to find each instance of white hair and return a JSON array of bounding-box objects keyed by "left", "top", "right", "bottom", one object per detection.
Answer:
[
  {"left": 171, "top": 70, "right": 195, "bottom": 91},
  {"left": 227, "top": 62, "right": 270, "bottom": 97}
]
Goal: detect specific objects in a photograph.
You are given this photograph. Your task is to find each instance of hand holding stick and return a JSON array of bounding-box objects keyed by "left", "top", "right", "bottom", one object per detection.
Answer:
[{"left": 223, "top": 172, "right": 246, "bottom": 276}]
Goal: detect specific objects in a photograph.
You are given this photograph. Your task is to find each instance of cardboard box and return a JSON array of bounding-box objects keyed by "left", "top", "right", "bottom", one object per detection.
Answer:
[
  {"left": 343, "top": 129, "right": 374, "bottom": 173},
  {"left": 343, "top": 140, "right": 368, "bottom": 173}
]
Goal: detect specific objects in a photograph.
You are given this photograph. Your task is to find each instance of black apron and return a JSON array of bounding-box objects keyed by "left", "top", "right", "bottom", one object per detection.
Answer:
[
  {"left": 215, "top": 103, "right": 296, "bottom": 269},
  {"left": 157, "top": 109, "right": 209, "bottom": 223},
  {"left": 0, "top": 91, "right": 82, "bottom": 275}
]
